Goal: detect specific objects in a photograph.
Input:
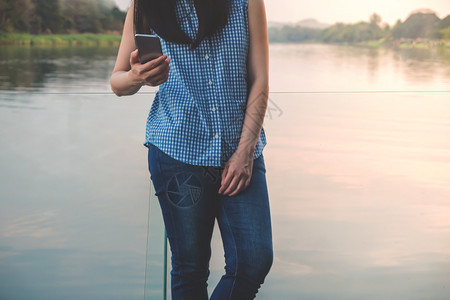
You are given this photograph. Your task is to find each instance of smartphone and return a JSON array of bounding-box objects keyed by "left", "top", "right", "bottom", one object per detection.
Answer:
[{"left": 134, "top": 34, "right": 163, "bottom": 64}]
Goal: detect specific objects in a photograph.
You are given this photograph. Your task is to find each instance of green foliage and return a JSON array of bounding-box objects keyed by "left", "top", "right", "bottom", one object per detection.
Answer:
[
  {"left": 1, "top": 2, "right": 449, "bottom": 46},
  {"left": 0, "top": 0, "right": 126, "bottom": 34},
  {"left": 0, "top": 0, "right": 35, "bottom": 32},
  {"left": 31, "top": 0, "right": 63, "bottom": 33},
  {"left": 268, "top": 21, "right": 385, "bottom": 44},
  {"left": 439, "top": 27, "right": 450, "bottom": 40},
  {"left": 439, "top": 15, "right": 450, "bottom": 29},
  {"left": 370, "top": 13, "right": 382, "bottom": 26},
  {"left": 268, "top": 12, "right": 450, "bottom": 44},
  {"left": 268, "top": 25, "right": 320, "bottom": 43},
  {"left": 319, "top": 21, "right": 384, "bottom": 43},
  {"left": 392, "top": 13, "right": 440, "bottom": 39}
]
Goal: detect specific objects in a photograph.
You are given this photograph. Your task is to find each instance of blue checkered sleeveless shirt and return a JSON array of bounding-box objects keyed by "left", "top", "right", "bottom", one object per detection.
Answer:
[{"left": 143, "top": 0, "right": 267, "bottom": 167}]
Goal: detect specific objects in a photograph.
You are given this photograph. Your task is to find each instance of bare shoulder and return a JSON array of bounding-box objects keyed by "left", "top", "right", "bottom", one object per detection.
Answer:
[
  {"left": 246, "top": 0, "right": 268, "bottom": 84},
  {"left": 248, "top": 0, "right": 267, "bottom": 23},
  {"left": 247, "top": 0, "right": 267, "bottom": 31},
  {"left": 248, "top": 0, "right": 266, "bottom": 9}
]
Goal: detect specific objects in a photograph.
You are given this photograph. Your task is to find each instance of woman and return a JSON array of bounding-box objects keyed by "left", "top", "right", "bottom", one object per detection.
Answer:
[{"left": 110, "top": 0, "right": 273, "bottom": 298}]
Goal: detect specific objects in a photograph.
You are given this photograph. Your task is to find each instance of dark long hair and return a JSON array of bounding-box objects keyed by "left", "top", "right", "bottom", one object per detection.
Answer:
[{"left": 134, "top": 0, "right": 231, "bottom": 51}]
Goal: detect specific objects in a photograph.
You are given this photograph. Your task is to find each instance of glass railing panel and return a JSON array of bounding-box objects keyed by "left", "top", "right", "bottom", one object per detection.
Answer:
[
  {"left": 0, "top": 92, "right": 164, "bottom": 299},
  {"left": 144, "top": 182, "right": 166, "bottom": 300},
  {"left": 250, "top": 91, "right": 450, "bottom": 299},
  {"left": 2, "top": 91, "right": 450, "bottom": 299}
]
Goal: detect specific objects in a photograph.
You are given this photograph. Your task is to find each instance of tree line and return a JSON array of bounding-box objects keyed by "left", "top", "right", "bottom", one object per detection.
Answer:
[
  {"left": 269, "top": 12, "right": 450, "bottom": 43},
  {"left": 2, "top": 2, "right": 449, "bottom": 44},
  {"left": 0, "top": 0, "right": 126, "bottom": 34}
]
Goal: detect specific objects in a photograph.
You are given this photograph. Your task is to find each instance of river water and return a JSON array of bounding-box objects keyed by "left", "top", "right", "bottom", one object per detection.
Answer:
[{"left": 0, "top": 43, "right": 449, "bottom": 299}]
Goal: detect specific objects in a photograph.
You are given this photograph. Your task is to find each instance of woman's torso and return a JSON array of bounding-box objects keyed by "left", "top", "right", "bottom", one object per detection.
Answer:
[{"left": 143, "top": 0, "right": 267, "bottom": 167}]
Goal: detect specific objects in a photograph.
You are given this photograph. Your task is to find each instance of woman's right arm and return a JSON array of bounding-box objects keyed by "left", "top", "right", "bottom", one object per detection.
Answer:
[{"left": 110, "top": 1, "right": 171, "bottom": 96}]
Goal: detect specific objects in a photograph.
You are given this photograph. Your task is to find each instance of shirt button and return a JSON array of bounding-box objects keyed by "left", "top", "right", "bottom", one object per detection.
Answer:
[
  {"left": 205, "top": 54, "right": 210, "bottom": 59},
  {"left": 215, "top": 134, "right": 219, "bottom": 138},
  {"left": 208, "top": 80, "right": 213, "bottom": 86}
]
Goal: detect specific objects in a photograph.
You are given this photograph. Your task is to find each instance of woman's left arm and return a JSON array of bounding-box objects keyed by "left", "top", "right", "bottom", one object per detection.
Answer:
[
  {"left": 238, "top": 0, "right": 269, "bottom": 157},
  {"left": 219, "top": 0, "right": 269, "bottom": 195}
]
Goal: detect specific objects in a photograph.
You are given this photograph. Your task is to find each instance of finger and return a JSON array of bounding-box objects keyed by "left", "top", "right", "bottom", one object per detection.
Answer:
[
  {"left": 222, "top": 175, "right": 241, "bottom": 195},
  {"left": 142, "top": 61, "right": 170, "bottom": 82},
  {"left": 151, "top": 60, "right": 171, "bottom": 77},
  {"left": 157, "top": 72, "right": 170, "bottom": 85},
  {"left": 141, "top": 54, "right": 167, "bottom": 70},
  {"left": 130, "top": 49, "right": 140, "bottom": 65},
  {"left": 228, "top": 179, "right": 246, "bottom": 196},
  {"left": 218, "top": 166, "right": 230, "bottom": 194},
  {"left": 146, "top": 66, "right": 169, "bottom": 82},
  {"left": 222, "top": 177, "right": 242, "bottom": 196},
  {"left": 245, "top": 177, "right": 251, "bottom": 189},
  {"left": 150, "top": 72, "right": 170, "bottom": 86},
  {"left": 145, "top": 68, "right": 169, "bottom": 84}
]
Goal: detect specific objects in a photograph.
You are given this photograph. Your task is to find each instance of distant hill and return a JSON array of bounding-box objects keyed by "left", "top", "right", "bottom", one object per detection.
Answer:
[
  {"left": 267, "top": 21, "right": 286, "bottom": 28},
  {"left": 408, "top": 8, "right": 437, "bottom": 17},
  {"left": 295, "top": 19, "right": 330, "bottom": 29},
  {"left": 268, "top": 19, "right": 330, "bottom": 29}
]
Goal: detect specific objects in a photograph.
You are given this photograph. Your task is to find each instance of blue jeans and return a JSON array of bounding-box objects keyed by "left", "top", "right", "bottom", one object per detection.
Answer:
[{"left": 147, "top": 143, "right": 273, "bottom": 299}]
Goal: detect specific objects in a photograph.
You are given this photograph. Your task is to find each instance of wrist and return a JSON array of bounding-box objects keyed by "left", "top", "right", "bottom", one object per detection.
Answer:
[
  {"left": 236, "top": 142, "right": 256, "bottom": 158},
  {"left": 127, "top": 70, "right": 143, "bottom": 88}
]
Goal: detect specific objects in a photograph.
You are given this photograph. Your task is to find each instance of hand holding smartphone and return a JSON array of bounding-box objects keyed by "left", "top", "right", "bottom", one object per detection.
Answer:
[{"left": 134, "top": 34, "right": 163, "bottom": 64}]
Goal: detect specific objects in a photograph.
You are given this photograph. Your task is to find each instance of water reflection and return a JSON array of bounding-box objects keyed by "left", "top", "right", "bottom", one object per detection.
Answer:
[
  {"left": 269, "top": 44, "right": 450, "bottom": 92},
  {"left": 0, "top": 93, "right": 153, "bottom": 299},
  {"left": 0, "top": 46, "right": 119, "bottom": 91},
  {"left": 261, "top": 97, "right": 450, "bottom": 300},
  {"left": 1, "top": 44, "right": 449, "bottom": 93}
]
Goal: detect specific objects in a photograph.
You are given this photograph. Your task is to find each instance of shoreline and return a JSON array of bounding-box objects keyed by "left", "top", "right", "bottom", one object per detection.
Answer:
[
  {"left": 268, "top": 39, "right": 450, "bottom": 49},
  {"left": 0, "top": 33, "right": 122, "bottom": 47},
  {"left": 1, "top": 33, "right": 449, "bottom": 49},
  {"left": 358, "top": 38, "right": 450, "bottom": 49}
]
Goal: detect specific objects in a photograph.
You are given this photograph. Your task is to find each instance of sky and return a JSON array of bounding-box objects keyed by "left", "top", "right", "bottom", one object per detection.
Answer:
[{"left": 114, "top": 0, "right": 449, "bottom": 26}]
